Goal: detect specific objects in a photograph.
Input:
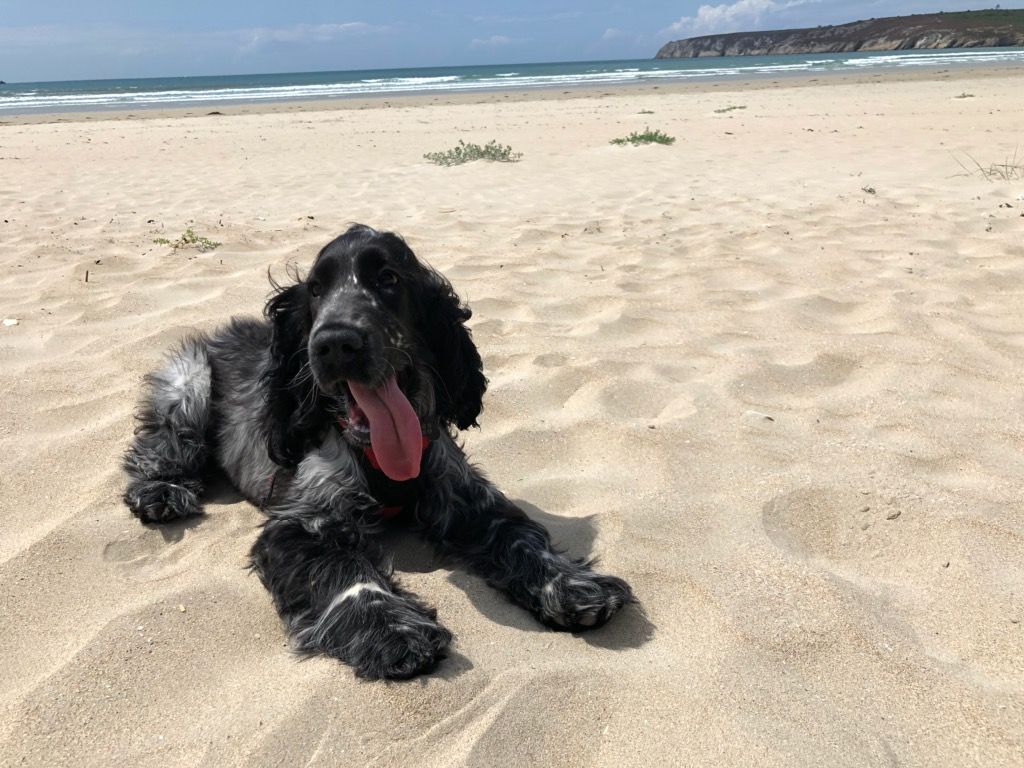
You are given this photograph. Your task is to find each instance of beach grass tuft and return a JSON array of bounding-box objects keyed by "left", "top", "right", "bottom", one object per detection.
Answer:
[
  {"left": 424, "top": 140, "right": 523, "bottom": 166},
  {"left": 609, "top": 128, "right": 676, "bottom": 146},
  {"left": 955, "top": 149, "right": 1023, "bottom": 182},
  {"left": 154, "top": 227, "right": 222, "bottom": 252}
]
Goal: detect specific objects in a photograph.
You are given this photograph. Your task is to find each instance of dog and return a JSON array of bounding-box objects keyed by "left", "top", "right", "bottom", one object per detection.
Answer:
[{"left": 123, "top": 224, "right": 634, "bottom": 679}]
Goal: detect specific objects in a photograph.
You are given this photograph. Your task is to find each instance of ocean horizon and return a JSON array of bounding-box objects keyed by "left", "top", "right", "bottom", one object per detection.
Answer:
[{"left": 2, "top": 47, "right": 1023, "bottom": 115}]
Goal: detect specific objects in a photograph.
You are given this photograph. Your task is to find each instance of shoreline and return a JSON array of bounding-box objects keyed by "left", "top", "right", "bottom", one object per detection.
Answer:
[{"left": 1, "top": 63, "right": 1020, "bottom": 125}]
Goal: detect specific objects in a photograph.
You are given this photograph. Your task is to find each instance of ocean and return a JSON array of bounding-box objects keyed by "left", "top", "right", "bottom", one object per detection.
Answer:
[{"left": 2, "top": 47, "right": 1022, "bottom": 115}]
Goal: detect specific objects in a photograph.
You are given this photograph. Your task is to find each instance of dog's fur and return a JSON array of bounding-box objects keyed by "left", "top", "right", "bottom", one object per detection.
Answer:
[{"left": 123, "top": 225, "right": 634, "bottom": 679}]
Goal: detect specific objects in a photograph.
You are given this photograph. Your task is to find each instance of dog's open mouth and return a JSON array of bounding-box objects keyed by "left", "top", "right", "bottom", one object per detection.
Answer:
[{"left": 341, "top": 376, "right": 423, "bottom": 481}]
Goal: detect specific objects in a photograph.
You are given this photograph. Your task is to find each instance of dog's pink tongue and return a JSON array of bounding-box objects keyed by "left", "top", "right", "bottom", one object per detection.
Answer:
[{"left": 347, "top": 377, "right": 422, "bottom": 481}]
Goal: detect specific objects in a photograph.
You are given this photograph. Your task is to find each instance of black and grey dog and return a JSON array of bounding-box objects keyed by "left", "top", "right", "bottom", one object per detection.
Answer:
[{"left": 123, "top": 224, "right": 634, "bottom": 679}]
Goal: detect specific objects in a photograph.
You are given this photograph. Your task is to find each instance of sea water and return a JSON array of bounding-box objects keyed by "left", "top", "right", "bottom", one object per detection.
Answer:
[{"left": 2, "top": 48, "right": 1022, "bottom": 114}]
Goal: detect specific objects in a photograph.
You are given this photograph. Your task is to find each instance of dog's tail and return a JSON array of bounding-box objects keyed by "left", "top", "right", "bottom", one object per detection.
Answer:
[{"left": 123, "top": 336, "right": 212, "bottom": 523}]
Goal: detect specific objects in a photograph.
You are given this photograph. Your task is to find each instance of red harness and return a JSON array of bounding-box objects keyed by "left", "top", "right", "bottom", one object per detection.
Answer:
[
  {"left": 340, "top": 418, "right": 430, "bottom": 519},
  {"left": 360, "top": 434, "right": 431, "bottom": 474}
]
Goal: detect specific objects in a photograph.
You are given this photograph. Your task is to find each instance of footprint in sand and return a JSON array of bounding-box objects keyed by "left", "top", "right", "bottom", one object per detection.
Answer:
[
  {"left": 571, "top": 378, "right": 681, "bottom": 422},
  {"left": 364, "top": 671, "right": 612, "bottom": 767},
  {"left": 731, "top": 352, "right": 859, "bottom": 405},
  {"left": 761, "top": 487, "right": 875, "bottom": 563},
  {"left": 103, "top": 519, "right": 209, "bottom": 582},
  {"left": 532, "top": 352, "right": 568, "bottom": 368},
  {"left": 469, "top": 296, "right": 538, "bottom": 324},
  {"left": 568, "top": 309, "right": 662, "bottom": 340}
]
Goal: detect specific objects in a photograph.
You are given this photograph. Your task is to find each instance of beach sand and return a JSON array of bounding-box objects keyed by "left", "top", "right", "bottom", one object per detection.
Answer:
[{"left": 1, "top": 69, "right": 1022, "bottom": 766}]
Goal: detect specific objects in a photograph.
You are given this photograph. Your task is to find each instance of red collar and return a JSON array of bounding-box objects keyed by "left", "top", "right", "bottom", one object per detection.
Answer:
[
  {"left": 360, "top": 434, "right": 431, "bottom": 474},
  {"left": 338, "top": 417, "right": 430, "bottom": 519}
]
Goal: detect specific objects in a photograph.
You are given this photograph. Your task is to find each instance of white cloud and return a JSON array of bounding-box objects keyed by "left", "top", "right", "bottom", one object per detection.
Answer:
[
  {"left": 15, "top": 21, "right": 391, "bottom": 61},
  {"left": 661, "top": 0, "right": 818, "bottom": 39},
  {"left": 0, "top": 21, "right": 384, "bottom": 56},
  {"left": 0, "top": 24, "right": 124, "bottom": 47},
  {"left": 600, "top": 27, "right": 648, "bottom": 50},
  {"left": 239, "top": 22, "right": 383, "bottom": 52},
  {"left": 471, "top": 11, "right": 583, "bottom": 24},
  {"left": 471, "top": 15, "right": 530, "bottom": 24},
  {"left": 0, "top": 20, "right": 394, "bottom": 79},
  {"left": 470, "top": 35, "right": 512, "bottom": 49}
]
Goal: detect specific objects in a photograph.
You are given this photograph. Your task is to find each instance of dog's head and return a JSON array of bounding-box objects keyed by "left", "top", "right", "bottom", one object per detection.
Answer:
[{"left": 263, "top": 225, "right": 487, "bottom": 473}]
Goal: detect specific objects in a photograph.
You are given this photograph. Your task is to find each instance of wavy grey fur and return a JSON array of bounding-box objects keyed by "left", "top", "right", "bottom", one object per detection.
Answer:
[{"left": 123, "top": 225, "right": 634, "bottom": 680}]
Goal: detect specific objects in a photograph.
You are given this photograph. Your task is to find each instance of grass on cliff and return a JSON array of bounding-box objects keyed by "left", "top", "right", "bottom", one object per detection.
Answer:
[
  {"left": 154, "top": 227, "right": 222, "bottom": 252},
  {"left": 610, "top": 128, "right": 676, "bottom": 146},
  {"left": 424, "top": 140, "right": 523, "bottom": 166},
  {"left": 941, "top": 9, "right": 1024, "bottom": 26}
]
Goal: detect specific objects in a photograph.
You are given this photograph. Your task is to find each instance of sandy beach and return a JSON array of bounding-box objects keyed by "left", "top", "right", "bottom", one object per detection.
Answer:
[{"left": 1, "top": 67, "right": 1022, "bottom": 766}]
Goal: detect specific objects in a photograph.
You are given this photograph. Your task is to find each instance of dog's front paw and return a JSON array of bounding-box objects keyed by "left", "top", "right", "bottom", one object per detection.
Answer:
[
  {"left": 297, "top": 588, "right": 452, "bottom": 680},
  {"left": 538, "top": 570, "right": 634, "bottom": 632},
  {"left": 124, "top": 479, "right": 203, "bottom": 523},
  {"left": 353, "top": 613, "right": 453, "bottom": 680}
]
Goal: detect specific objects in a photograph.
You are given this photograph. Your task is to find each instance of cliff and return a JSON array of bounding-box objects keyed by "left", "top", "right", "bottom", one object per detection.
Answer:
[{"left": 656, "top": 9, "right": 1024, "bottom": 58}]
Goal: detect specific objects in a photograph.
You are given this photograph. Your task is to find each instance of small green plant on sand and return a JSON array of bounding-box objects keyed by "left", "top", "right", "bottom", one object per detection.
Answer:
[
  {"left": 954, "top": 148, "right": 1023, "bottom": 182},
  {"left": 424, "top": 140, "right": 523, "bottom": 166},
  {"left": 714, "top": 105, "right": 747, "bottom": 113},
  {"left": 609, "top": 127, "right": 675, "bottom": 146},
  {"left": 154, "top": 227, "right": 222, "bottom": 252}
]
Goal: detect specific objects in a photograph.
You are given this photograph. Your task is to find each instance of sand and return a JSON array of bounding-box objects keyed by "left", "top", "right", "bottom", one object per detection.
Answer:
[{"left": 1, "top": 68, "right": 1023, "bottom": 766}]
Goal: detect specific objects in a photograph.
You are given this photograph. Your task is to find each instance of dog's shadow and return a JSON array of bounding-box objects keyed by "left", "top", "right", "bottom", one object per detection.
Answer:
[
  {"left": 384, "top": 500, "right": 654, "bottom": 652},
  {"left": 187, "top": 479, "right": 654, "bottom": 650},
  {"left": 202, "top": 469, "right": 246, "bottom": 506}
]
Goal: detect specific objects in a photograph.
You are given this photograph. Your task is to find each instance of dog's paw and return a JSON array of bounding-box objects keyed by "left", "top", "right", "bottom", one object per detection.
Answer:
[
  {"left": 537, "top": 570, "right": 634, "bottom": 632},
  {"left": 297, "top": 588, "right": 452, "bottom": 680},
  {"left": 124, "top": 479, "right": 203, "bottom": 523},
  {"left": 353, "top": 612, "right": 453, "bottom": 680}
]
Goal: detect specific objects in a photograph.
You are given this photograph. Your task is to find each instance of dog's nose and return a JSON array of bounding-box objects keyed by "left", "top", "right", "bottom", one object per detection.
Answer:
[{"left": 313, "top": 327, "right": 365, "bottom": 363}]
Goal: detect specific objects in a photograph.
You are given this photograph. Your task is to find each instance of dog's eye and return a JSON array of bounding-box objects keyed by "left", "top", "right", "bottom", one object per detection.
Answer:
[
  {"left": 308, "top": 281, "right": 322, "bottom": 298},
  {"left": 378, "top": 269, "right": 399, "bottom": 289}
]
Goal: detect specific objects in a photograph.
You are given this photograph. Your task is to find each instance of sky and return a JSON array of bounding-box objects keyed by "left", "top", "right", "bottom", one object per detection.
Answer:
[{"left": 1, "top": 1, "right": 1021, "bottom": 82}]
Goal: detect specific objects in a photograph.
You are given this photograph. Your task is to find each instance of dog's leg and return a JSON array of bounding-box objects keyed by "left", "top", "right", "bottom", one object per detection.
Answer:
[
  {"left": 249, "top": 435, "right": 452, "bottom": 679},
  {"left": 123, "top": 339, "right": 211, "bottom": 523},
  {"left": 419, "top": 437, "right": 635, "bottom": 631},
  {"left": 249, "top": 514, "right": 451, "bottom": 679}
]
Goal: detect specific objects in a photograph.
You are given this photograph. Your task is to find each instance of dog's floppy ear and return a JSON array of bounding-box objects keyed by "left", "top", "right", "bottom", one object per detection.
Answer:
[
  {"left": 420, "top": 270, "right": 487, "bottom": 430},
  {"left": 263, "top": 277, "right": 321, "bottom": 467}
]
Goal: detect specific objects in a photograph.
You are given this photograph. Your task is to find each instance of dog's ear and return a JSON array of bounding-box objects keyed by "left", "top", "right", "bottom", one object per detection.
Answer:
[
  {"left": 420, "top": 270, "right": 487, "bottom": 431},
  {"left": 263, "top": 279, "right": 321, "bottom": 467}
]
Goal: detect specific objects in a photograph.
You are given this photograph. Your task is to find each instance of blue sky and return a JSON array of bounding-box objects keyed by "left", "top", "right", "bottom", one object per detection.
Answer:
[{"left": 1, "top": 1, "right": 1020, "bottom": 82}]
